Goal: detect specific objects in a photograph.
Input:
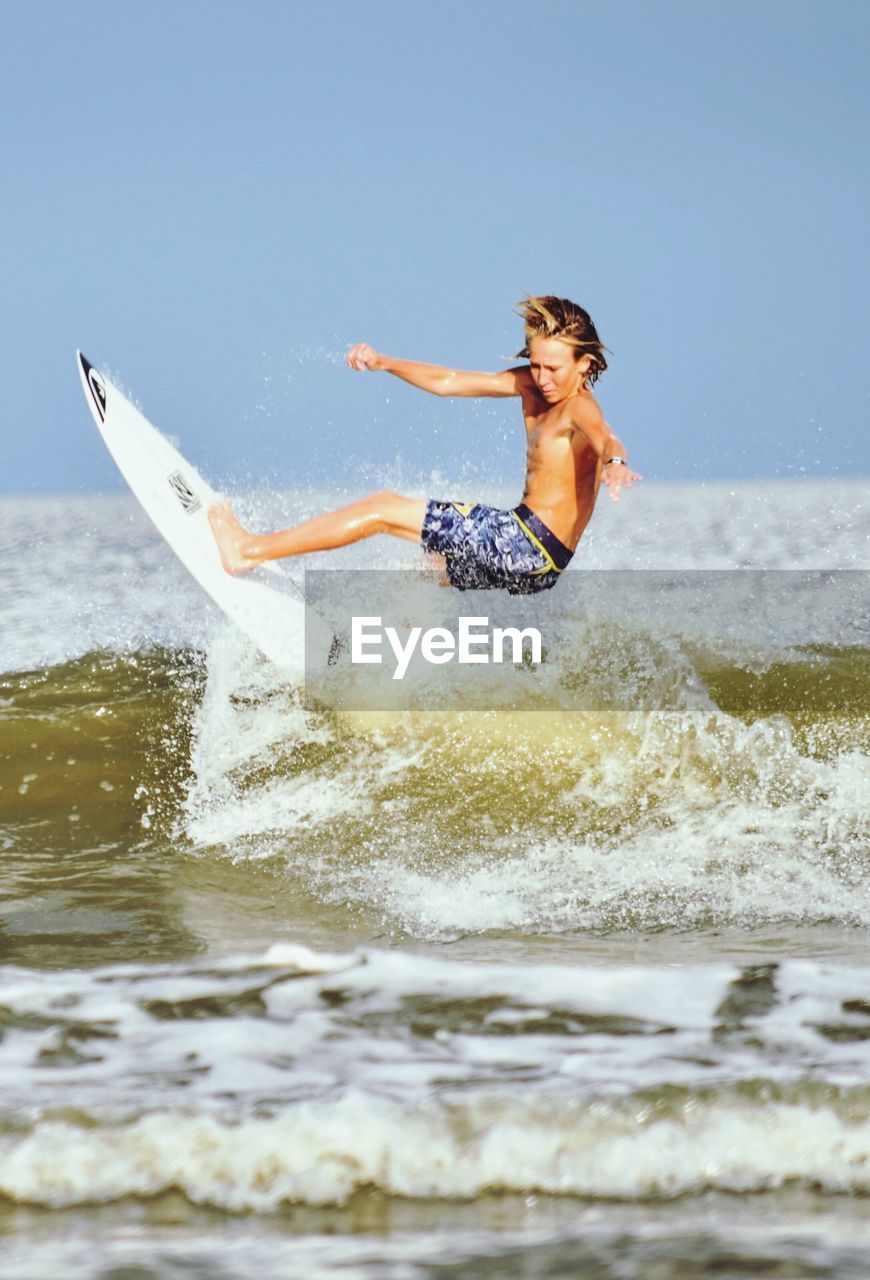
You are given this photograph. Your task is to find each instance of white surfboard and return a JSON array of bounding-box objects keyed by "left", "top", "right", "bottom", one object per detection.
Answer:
[{"left": 76, "top": 351, "right": 307, "bottom": 674}]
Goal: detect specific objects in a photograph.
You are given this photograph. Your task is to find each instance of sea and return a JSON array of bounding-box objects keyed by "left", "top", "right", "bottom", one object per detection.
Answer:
[{"left": 0, "top": 478, "right": 868, "bottom": 1280}]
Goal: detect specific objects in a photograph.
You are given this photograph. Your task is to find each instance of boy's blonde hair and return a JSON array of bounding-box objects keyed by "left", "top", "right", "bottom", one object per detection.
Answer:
[{"left": 516, "top": 294, "right": 608, "bottom": 385}]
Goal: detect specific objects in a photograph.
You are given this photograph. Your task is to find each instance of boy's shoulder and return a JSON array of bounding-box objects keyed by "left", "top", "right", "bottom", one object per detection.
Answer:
[{"left": 568, "top": 388, "right": 604, "bottom": 428}]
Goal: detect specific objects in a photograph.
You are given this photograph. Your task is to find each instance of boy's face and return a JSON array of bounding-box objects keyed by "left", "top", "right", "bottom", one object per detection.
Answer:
[{"left": 527, "top": 336, "right": 589, "bottom": 404}]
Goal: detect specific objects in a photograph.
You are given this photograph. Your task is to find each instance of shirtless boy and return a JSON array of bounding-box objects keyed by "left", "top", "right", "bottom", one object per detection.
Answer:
[{"left": 208, "top": 295, "right": 640, "bottom": 595}]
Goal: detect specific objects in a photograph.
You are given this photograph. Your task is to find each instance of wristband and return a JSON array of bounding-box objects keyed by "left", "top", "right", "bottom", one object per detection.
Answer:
[{"left": 603, "top": 457, "right": 627, "bottom": 467}]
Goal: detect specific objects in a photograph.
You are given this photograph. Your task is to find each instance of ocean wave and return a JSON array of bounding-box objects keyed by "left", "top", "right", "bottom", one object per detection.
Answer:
[
  {"left": 4, "top": 1085, "right": 870, "bottom": 1210},
  {"left": 1, "top": 629, "right": 867, "bottom": 937},
  {"left": 2, "top": 947, "right": 870, "bottom": 1129},
  {"left": 2, "top": 946, "right": 870, "bottom": 1211},
  {"left": 182, "top": 624, "right": 867, "bottom": 935}
]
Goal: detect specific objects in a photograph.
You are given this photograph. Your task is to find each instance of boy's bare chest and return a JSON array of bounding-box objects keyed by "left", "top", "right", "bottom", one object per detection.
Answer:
[{"left": 522, "top": 403, "right": 577, "bottom": 454}]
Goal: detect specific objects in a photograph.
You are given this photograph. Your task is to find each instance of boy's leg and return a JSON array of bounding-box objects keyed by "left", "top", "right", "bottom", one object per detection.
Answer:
[{"left": 209, "top": 491, "right": 428, "bottom": 574}]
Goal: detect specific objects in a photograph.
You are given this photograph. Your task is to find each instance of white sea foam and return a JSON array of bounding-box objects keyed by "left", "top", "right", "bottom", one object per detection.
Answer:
[
  {"left": 2, "top": 945, "right": 870, "bottom": 1209},
  {"left": 2, "top": 949, "right": 870, "bottom": 1118},
  {"left": 179, "top": 614, "right": 868, "bottom": 936},
  {"left": 4, "top": 1089, "right": 870, "bottom": 1210}
]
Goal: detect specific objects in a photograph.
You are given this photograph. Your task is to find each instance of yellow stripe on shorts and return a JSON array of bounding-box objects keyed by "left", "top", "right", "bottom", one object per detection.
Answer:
[{"left": 511, "top": 512, "right": 562, "bottom": 573}]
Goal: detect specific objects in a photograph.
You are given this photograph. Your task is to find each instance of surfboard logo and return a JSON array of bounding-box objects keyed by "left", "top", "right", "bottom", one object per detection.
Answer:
[
  {"left": 87, "top": 368, "right": 107, "bottom": 422},
  {"left": 167, "top": 470, "right": 202, "bottom": 515}
]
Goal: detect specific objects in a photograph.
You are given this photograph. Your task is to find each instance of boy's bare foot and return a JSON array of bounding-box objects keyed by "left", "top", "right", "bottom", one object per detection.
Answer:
[{"left": 208, "top": 500, "right": 262, "bottom": 575}]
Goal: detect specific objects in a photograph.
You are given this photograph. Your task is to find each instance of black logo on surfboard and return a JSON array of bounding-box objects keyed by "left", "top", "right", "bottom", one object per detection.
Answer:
[
  {"left": 168, "top": 470, "right": 202, "bottom": 515},
  {"left": 79, "top": 354, "right": 107, "bottom": 422}
]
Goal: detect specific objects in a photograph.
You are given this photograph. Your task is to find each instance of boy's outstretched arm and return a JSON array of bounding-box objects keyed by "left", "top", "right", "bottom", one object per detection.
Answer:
[
  {"left": 571, "top": 400, "right": 642, "bottom": 502},
  {"left": 346, "top": 342, "right": 527, "bottom": 398}
]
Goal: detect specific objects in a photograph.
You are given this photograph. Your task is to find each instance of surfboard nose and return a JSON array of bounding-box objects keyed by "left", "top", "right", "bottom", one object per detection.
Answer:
[{"left": 76, "top": 350, "right": 107, "bottom": 422}]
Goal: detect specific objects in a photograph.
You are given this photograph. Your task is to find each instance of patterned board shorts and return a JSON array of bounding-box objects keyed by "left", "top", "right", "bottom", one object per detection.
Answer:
[{"left": 420, "top": 500, "right": 574, "bottom": 595}]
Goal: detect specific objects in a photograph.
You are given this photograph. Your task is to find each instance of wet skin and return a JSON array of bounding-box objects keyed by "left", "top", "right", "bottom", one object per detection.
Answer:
[{"left": 209, "top": 335, "right": 640, "bottom": 574}]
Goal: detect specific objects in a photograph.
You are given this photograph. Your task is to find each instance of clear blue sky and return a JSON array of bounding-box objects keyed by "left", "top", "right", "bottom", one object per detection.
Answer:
[{"left": 1, "top": 0, "right": 867, "bottom": 493}]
